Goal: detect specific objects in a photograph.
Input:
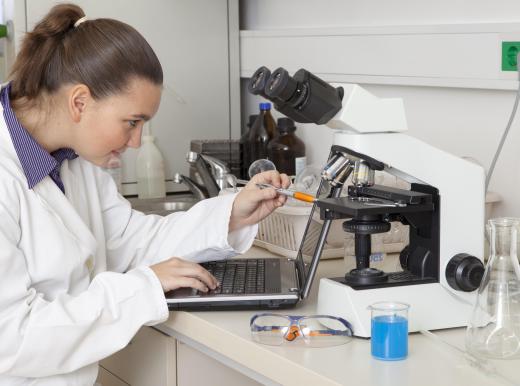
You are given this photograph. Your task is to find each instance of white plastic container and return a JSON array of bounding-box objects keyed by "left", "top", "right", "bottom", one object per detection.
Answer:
[
  {"left": 254, "top": 204, "right": 345, "bottom": 259},
  {"left": 103, "top": 153, "right": 123, "bottom": 193},
  {"left": 136, "top": 123, "right": 166, "bottom": 199}
]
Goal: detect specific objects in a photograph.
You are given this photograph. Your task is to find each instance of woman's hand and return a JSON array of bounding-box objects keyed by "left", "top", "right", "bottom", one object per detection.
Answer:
[
  {"left": 150, "top": 257, "right": 218, "bottom": 293},
  {"left": 228, "top": 170, "right": 291, "bottom": 232}
]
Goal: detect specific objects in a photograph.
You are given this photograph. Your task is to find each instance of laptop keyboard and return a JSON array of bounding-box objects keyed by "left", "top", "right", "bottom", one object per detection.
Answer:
[{"left": 200, "top": 259, "right": 266, "bottom": 295}]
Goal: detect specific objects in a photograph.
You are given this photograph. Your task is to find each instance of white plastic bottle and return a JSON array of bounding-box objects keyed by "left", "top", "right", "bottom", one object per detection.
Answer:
[
  {"left": 103, "top": 153, "right": 123, "bottom": 193},
  {"left": 136, "top": 122, "right": 166, "bottom": 199}
]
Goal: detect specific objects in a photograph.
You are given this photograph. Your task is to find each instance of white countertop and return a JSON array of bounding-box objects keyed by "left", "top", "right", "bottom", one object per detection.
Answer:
[{"left": 157, "top": 247, "right": 520, "bottom": 386}]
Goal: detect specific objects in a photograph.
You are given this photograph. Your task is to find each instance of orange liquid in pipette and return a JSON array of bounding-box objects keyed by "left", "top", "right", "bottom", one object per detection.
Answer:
[{"left": 293, "top": 191, "right": 317, "bottom": 203}]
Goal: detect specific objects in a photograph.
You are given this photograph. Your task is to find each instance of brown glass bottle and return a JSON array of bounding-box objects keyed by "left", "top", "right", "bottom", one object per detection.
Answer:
[
  {"left": 239, "top": 114, "right": 258, "bottom": 179},
  {"left": 267, "top": 117, "right": 306, "bottom": 177},
  {"left": 248, "top": 102, "right": 277, "bottom": 164}
]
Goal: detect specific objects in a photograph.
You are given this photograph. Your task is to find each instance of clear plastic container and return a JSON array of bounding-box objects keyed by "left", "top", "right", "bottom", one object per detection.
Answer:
[
  {"left": 103, "top": 153, "right": 122, "bottom": 193},
  {"left": 136, "top": 123, "right": 166, "bottom": 199}
]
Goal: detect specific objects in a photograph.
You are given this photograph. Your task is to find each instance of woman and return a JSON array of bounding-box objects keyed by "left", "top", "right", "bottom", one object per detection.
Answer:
[{"left": 0, "top": 4, "right": 289, "bottom": 385}]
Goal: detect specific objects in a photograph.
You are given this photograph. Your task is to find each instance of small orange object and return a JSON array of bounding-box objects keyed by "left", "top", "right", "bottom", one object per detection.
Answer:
[
  {"left": 254, "top": 182, "right": 317, "bottom": 203},
  {"left": 285, "top": 325, "right": 300, "bottom": 341},
  {"left": 293, "top": 191, "right": 316, "bottom": 203}
]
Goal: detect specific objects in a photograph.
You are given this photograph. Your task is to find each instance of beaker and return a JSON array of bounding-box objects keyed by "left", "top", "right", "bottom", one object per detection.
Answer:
[
  {"left": 368, "top": 302, "right": 410, "bottom": 361},
  {"left": 466, "top": 217, "right": 520, "bottom": 359}
]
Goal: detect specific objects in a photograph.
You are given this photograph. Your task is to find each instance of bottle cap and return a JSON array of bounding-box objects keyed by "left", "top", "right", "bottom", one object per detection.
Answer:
[
  {"left": 248, "top": 114, "right": 259, "bottom": 128},
  {"left": 277, "top": 117, "right": 296, "bottom": 133},
  {"left": 259, "top": 102, "right": 271, "bottom": 110}
]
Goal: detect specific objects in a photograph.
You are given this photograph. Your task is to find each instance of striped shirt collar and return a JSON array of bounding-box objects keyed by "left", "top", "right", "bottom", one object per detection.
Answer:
[{"left": 0, "top": 83, "right": 77, "bottom": 192}]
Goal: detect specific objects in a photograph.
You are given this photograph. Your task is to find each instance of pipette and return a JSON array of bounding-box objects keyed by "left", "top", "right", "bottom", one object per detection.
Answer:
[{"left": 236, "top": 179, "right": 317, "bottom": 203}]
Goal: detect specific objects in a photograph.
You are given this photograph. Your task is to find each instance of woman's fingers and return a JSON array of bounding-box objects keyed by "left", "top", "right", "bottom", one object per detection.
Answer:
[
  {"left": 280, "top": 173, "right": 291, "bottom": 189},
  {"left": 250, "top": 171, "right": 291, "bottom": 195},
  {"left": 174, "top": 265, "right": 219, "bottom": 288},
  {"left": 230, "top": 170, "right": 294, "bottom": 230},
  {"left": 150, "top": 257, "right": 219, "bottom": 292},
  {"left": 256, "top": 185, "right": 278, "bottom": 203},
  {"left": 277, "top": 193, "right": 287, "bottom": 205},
  {"left": 251, "top": 170, "right": 283, "bottom": 187},
  {"left": 169, "top": 276, "right": 211, "bottom": 293}
]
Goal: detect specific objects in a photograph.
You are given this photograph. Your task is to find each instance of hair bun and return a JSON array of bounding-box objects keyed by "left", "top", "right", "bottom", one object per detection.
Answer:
[{"left": 32, "top": 3, "right": 85, "bottom": 37}]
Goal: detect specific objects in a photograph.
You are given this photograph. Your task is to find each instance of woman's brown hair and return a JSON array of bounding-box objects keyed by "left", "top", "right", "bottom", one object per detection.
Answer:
[{"left": 9, "top": 3, "right": 163, "bottom": 103}]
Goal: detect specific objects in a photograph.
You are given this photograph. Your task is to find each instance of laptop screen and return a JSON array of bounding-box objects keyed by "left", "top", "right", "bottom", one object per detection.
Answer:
[{"left": 294, "top": 181, "right": 339, "bottom": 298}]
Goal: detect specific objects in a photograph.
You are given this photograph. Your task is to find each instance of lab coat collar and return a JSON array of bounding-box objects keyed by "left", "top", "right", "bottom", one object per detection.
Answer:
[{"left": 0, "top": 83, "right": 78, "bottom": 191}]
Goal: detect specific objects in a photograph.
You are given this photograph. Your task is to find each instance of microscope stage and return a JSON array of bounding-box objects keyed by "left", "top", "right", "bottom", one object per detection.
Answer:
[
  {"left": 317, "top": 196, "right": 434, "bottom": 217},
  {"left": 317, "top": 184, "right": 435, "bottom": 217}
]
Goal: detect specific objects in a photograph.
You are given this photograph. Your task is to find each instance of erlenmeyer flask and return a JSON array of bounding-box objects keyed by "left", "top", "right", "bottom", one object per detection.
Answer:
[{"left": 466, "top": 217, "right": 520, "bottom": 359}]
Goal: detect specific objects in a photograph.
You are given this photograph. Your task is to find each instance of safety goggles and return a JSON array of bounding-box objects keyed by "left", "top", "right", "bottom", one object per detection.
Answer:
[{"left": 250, "top": 313, "right": 353, "bottom": 347}]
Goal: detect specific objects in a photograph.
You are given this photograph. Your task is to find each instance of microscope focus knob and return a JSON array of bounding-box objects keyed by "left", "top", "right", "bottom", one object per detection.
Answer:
[
  {"left": 446, "top": 253, "right": 485, "bottom": 292},
  {"left": 399, "top": 245, "right": 410, "bottom": 270},
  {"left": 343, "top": 219, "right": 391, "bottom": 234}
]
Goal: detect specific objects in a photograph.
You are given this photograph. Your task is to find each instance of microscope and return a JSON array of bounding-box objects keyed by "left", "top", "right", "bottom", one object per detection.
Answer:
[{"left": 248, "top": 66, "right": 486, "bottom": 337}]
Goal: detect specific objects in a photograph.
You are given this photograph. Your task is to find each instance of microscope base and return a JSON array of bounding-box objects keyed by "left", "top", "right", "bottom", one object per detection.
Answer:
[{"left": 316, "top": 277, "right": 476, "bottom": 338}]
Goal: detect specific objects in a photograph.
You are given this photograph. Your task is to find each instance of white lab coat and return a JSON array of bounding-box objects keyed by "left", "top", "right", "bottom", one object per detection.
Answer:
[{"left": 0, "top": 104, "right": 256, "bottom": 385}]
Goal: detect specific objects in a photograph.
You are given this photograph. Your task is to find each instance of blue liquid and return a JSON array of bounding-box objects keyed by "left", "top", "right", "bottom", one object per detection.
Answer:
[{"left": 371, "top": 315, "right": 408, "bottom": 361}]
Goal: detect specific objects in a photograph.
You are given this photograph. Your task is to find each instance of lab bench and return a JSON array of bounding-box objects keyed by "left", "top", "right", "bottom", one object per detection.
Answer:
[{"left": 99, "top": 247, "right": 520, "bottom": 386}]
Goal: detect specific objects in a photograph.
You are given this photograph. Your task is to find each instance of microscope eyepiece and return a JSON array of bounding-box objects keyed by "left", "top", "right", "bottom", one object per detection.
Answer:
[
  {"left": 265, "top": 67, "right": 298, "bottom": 101},
  {"left": 247, "top": 66, "right": 271, "bottom": 98},
  {"left": 247, "top": 66, "right": 344, "bottom": 125}
]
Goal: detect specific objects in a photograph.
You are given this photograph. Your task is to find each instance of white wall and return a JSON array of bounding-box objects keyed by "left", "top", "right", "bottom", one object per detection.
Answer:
[
  {"left": 4, "top": 0, "right": 236, "bottom": 195},
  {"left": 239, "top": 0, "right": 520, "bottom": 217}
]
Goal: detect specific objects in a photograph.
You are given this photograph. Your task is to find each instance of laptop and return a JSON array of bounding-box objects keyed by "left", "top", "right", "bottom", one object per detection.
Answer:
[{"left": 166, "top": 191, "right": 333, "bottom": 311}]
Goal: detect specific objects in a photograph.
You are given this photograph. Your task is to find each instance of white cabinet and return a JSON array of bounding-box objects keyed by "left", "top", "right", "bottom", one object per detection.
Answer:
[
  {"left": 97, "top": 366, "right": 130, "bottom": 386},
  {"left": 100, "top": 326, "right": 176, "bottom": 386},
  {"left": 176, "top": 341, "right": 262, "bottom": 386},
  {"left": 100, "top": 327, "right": 263, "bottom": 386}
]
